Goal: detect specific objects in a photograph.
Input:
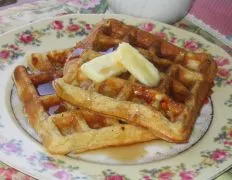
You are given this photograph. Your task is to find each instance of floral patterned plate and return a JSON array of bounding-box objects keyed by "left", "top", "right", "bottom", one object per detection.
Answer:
[{"left": 0, "top": 14, "right": 231, "bottom": 180}]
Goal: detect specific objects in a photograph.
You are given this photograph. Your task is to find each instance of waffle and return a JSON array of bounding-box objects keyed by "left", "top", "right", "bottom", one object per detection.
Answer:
[
  {"left": 14, "top": 49, "right": 158, "bottom": 154},
  {"left": 54, "top": 19, "right": 217, "bottom": 142},
  {"left": 13, "top": 18, "right": 217, "bottom": 155}
]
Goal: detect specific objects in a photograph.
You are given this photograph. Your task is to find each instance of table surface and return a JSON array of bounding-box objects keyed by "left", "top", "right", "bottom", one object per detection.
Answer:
[{"left": 0, "top": 0, "right": 231, "bottom": 179}]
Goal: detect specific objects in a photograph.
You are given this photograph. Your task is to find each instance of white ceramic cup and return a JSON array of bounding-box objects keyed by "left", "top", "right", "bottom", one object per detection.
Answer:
[{"left": 107, "top": 0, "right": 194, "bottom": 24}]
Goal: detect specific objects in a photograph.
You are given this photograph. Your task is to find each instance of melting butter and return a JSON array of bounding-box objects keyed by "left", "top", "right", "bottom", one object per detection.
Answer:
[{"left": 80, "top": 43, "right": 160, "bottom": 87}]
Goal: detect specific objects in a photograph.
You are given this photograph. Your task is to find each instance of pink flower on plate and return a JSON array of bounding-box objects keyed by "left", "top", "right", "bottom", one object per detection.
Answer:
[
  {"left": 179, "top": 171, "right": 195, "bottom": 180},
  {"left": 0, "top": 50, "right": 10, "bottom": 59},
  {"left": 211, "top": 150, "right": 228, "bottom": 161},
  {"left": 27, "top": 154, "right": 37, "bottom": 162},
  {"left": 19, "top": 33, "right": 34, "bottom": 44},
  {"left": 3, "top": 142, "right": 20, "bottom": 153},
  {"left": 169, "top": 37, "right": 177, "bottom": 44},
  {"left": 0, "top": 167, "right": 17, "bottom": 179},
  {"left": 158, "top": 171, "right": 173, "bottom": 180},
  {"left": 154, "top": 32, "right": 167, "bottom": 40},
  {"left": 12, "top": 173, "right": 34, "bottom": 180},
  {"left": 226, "top": 80, "right": 232, "bottom": 85},
  {"left": 144, "top": 175, "right": 152, "bottom": 180},
  {"left": 53, "top": 170, "right": 72, "bottom": 180},
  {"left": 141, "top": 22, "right": 155, "bottom": 32},
  {"left": 217, "top": 68, "right": 230, "bottom": 79},
  {"left": 224, "top": 141, "right": 229, "bottom": 145},
  {"left": 52, "top": 20, "right": 64, "bottom": 30},
  {"left": 67, "top": 24, "right": 80, "bottom": 32},
  {"left": 230, "top": 130, "right": 232, "bottom": 137},
  {"left": 184, "top": 40, "right": 199, "bottom": 51},
  {"left": 9, "top": 44, "right": 19, "bottom": 51},
  {"left": 85, "top": 23, "right": 92, "bottom": 30},
  {"left": 41, "top": 162, "right": 57, "bottom": 169},
  {"left": 106, "top": 175, "right": 124, "bottom": 180},
  {"left": 215, "top": 57, "right": 230, "bottom": 66},
  {"left": 224, "top": 141, "right": 232, "bottom": 146}
]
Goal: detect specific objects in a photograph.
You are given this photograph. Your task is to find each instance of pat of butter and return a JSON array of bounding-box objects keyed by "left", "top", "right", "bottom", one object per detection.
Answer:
[
  {"left": 186, "top": 59, "right": 200, "bottom": 70},
  {"left": 117, "top": 43, "right": 160, "bottom": 87},
  {"left": 80, "top": 43, "right": 160, "bottom": 87},
  {"left": 80, "top": 52, "right": 126, "bottom": 83}
]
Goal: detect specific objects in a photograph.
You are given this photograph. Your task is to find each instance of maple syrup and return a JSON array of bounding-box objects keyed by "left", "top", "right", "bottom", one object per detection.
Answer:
[{"left": 84, "top": 142, "right": 149, "bottom": 162}]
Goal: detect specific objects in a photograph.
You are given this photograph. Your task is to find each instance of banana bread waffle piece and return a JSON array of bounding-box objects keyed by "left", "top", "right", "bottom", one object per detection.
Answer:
[
  {"left": 54, "top": 19, "right": 217, "bottom": 143},
  {"left": 13, "top": 51, "right": 158, "bottom": 154}
]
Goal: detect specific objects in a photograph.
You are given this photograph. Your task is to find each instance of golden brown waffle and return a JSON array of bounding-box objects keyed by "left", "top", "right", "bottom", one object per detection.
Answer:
[
  {"left": 54, "top": 19, "right": 217, "bottom": 143},
  {"left": 14, "top": 49, "right": 158, "bottom": 154},
  {"left": 13, "top": 18, "right": 217, "bottom": 155},
  {"left": 27, "top": 48, "right": 73, "bottom": 72}
]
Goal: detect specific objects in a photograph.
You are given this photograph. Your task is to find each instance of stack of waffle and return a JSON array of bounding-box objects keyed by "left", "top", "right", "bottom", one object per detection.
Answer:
[{"left": 13, "top": 19, "right": 217, "bottom": 154}]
